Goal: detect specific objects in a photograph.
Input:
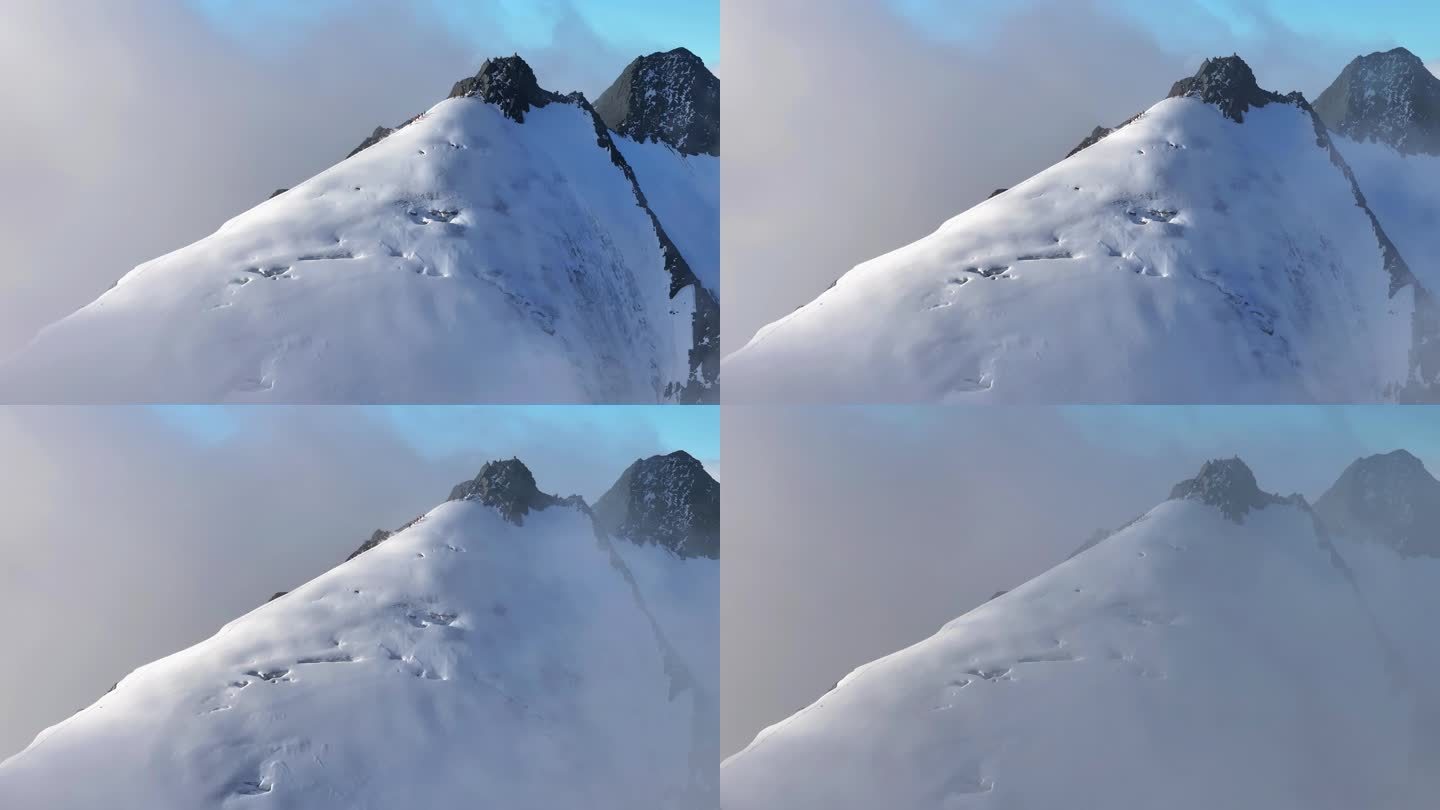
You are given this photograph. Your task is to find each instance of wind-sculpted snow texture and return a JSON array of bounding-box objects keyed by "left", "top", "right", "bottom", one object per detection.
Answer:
[
  {"left": 0, "top": 457, "right": 719, "bottom": 809},
  {"left": 0, "top": 54, "right": 719, "bottom": 403},
  {"left": 724, "top": 456, "right": 1440, "bottom": 809},
  {"left": 726, "top": 55, "right": 1440, "bottom": 403}
]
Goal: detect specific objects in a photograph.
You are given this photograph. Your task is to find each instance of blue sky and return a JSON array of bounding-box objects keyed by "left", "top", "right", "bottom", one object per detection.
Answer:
[
  {"left": 148, "top": 404, "right": 720, "bottom": 480},
  {"left": 892, "top": 0, "right": 1438, "bottom": 64},
  {"left": 1061, "top": 405, "right": 1440, "bottom": 498},
  {"left": 189, "top": 0, "right": 718, "bottom": 67},
  {"left": 831, "top": 404, "right": 1440, "bottom": 500}
]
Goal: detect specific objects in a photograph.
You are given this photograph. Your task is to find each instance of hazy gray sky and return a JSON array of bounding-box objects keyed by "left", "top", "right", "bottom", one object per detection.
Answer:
[
  {"left": 0, "top": 0, "right": 704, "bottom": 359},
  {"left": 0, "top": 405, "right": 717, "bottom": 760},
  {"left": 721, "top": 405, "right": 1440, "bottom": 756},
  {"left": 721, "top": 0, "right": 1432, "bottom": 350}
]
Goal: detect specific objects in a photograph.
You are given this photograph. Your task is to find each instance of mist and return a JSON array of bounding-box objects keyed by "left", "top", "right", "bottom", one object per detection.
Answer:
[
  {"left": 0, "top": 0, "right": 648, "bottom": 358},
  {"left": 0, "top": 405, "right": 715, "bottom": 760},
  {"left": 721, "top": 405, "right": 1433, "bottom": 756},
  {"left": 721, "top": 0, "right": 1400, "bottom": 349}
]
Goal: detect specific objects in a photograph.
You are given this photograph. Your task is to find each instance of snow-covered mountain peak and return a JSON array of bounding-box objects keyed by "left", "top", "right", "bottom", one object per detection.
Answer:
[
  {"left": 0, "top": 46, "right": 720, "bottom": 403},
  {"left": 1168, "top": 457, "right": 1287, "bottom": 522},
  {"left": 1315, "top": 448, "right": 1440, "bottom": 556},
  {"left": 448, "top": 54, "right": 562, "bottom": 122},
  {"left": 447, "top": 457, "right": 566, "bottom": 525},
  {"left": 595, "top": 48, "right": 720, "bottom": 156},
  {"left": 1315, "top": 47, "right": 1440, "bottom": 155},
  {"left": 0, "top": 451, "right": 719, "bottom": 807},
  {"left": 594, "top": 450, "right": 720, "bottom": 559},
  {"left": 1166, "top": 54, "right": 1289, "bottom": 123}
]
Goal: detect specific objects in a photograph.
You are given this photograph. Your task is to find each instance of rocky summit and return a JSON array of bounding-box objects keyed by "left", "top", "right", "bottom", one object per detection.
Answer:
[{"left": 595, "top": 48, "right": 720, "bottom": 156}]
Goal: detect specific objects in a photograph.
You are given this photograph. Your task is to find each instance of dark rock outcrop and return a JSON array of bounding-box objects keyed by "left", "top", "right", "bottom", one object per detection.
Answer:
[
  {"left": 1067, "top": 54, "right": 1286, "bottom": 157},
  {"left": 346, "top": 529, "right": 393, "bottom": 561},
  {"left": 1314, "top": 47, "right": 1440, "bottom": 155},
  {"left": 1167, "top": 55, "right": 1286, "bottom": 123},
  {"left": 594, "top": 48, "right": 719, "bottom": 156},
  {"left": 1169, "top": 457, "right": 1287, "bottom": 523},
  {"left": 449, "top": 55, "right": 563, "bottom": 123},
  {"left": 1066, "top": 125, "right": 1116, "bottom": 158},
  {"left": 449, "top": 458, "right": 563, "bottom": 525},
  {"left": 592, "top": 450, "right": 719, "bottom": 559},
  {"left": 1315, "top": 449, "right": 1440, "bottom": 556}
]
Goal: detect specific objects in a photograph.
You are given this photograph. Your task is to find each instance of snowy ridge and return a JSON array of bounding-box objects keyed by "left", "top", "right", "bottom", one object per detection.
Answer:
[
  {"left": 726, "top": 54, "right": 1440, "bottom": 403},
  {"left": 0, "top": 53, "right": 718, "bottom": 403},
  {"left": 0, "top": 457, "right": 719, "bottom": 808},
  {"left": 723, "top": 455, "right": 1440, "bottom": 809}
]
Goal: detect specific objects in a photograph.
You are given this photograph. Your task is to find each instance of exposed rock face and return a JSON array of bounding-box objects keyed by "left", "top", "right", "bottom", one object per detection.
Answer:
[
  {"left": 346, "top": 126, "right": 394, "bottom": 158},
  {"left": 346, "top": 529, "right": 393, "bottom": 561},
  {"left": 1167, "top": 55, "right": 1286, "bottom": 123},
  {"left": 448, "top": 458, "right": 562, "bottom": 525},
  {"left": 594, "top": 48, "right": 720, "bottom": 156},
  {"left": 1315, "top": 449, "right": 1440, "bottom": 556},
  {"left": 1067, "top": 54, "right": 1285, "bottom": 157},
  {"left": 448, "top": 56, "right": 562, "bottom": 122},
  {"left": 1169, "top": 457, "right": 1286, "bottom": 523},
  {"left": 1066, "top": 125, "right": 1115, "bottom": 158},
  {"left": 343, "top": 52, "right": 559, "bottom": 159},
  {"left": 593, "top": 451, "right": 719, "bottom": 559},
  {"left": 1314, "top": 47, "right": 1440, "bottom": 155}
]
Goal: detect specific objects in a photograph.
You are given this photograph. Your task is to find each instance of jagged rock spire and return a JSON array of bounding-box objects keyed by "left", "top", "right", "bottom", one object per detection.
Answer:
[
  {"left": 449, "top": 55, "right": 562, "bottom": 122},
  {"left": 1067, "top": 53, "right": 1286, "bottom": 157},
  {"left": 1167, "top": 54, "right": 1287, "bottom": 123},
  {"left": 594, "top": 48, "right": 720, "bottom": 156},
  {"left": 449, "top": 458, "right": 562, "bottom": 525},
  {"left": 1169, "top": 457, "right": 1285, "bottom": 522},
  {"left": 593, "top": 450, "right": 719, "bottom": 558}
]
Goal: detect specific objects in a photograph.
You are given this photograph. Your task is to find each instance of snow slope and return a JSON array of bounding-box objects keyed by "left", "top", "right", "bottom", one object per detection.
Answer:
[
  {"left": 723, "top": 458, "right": 1431, "bottom": 809},
  {"left": 616, "top": 136, "right": 719, "bottom": 297},
  {"left": 1315, "top": 49, "right": 1440, "bottom": 304},
  {"left": 725, "top": 56, "right": 1440, "bottom": 403},
  {"left": 0, "top": 55, "right": 719, "bottom": 403},
  {"left": 0, "top": 457, "right": 719, "bottom": 808}
]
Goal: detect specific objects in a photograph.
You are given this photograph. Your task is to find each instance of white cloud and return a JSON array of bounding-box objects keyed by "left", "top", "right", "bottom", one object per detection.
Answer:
[{"left": 0, "top": 0, "right": 633, "bottom": 358}]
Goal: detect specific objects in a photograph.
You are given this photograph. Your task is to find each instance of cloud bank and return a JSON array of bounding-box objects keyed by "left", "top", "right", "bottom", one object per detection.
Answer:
[
  {"left": 0, "top": 0, "right": 644, "bottom": 357},
  {"left": 722, "top": 0, "right": 1402, "bottom": 349},
  {"left": 0, "top": 405, "right": 713, "bottom": 760},
  {"left": 721, "top": 405, "right": 1414, "bottom": 756}
]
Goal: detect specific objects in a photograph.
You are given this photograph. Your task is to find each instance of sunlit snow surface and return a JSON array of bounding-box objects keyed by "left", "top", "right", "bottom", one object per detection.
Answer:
[
  {"left": 615, "top": 136, "right": 718, "bottom": 297},
  {"left": 726, "top": 97, "right": 1418, "bottom": 403},
  {"left": 723, "top": 498, "right": 1432, "bottom": 809},
  {"left": 1336, "top": 135, "right": 1440, "bottom": 294},
  {"left": 0, "top": 97, "right": 706, "bottom": 403},
  {"left": 0, "top": 500, "right": 717, "bottom": 809}
]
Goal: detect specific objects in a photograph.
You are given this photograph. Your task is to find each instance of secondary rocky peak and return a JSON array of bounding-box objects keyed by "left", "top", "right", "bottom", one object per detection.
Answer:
[
  {"left": 449, "top": 55, "right": 562, "bottom": 122},
  {"left": 449, "top": 457, "right": 562, "bottom": 525},
  {"left": 594, "top": 47, "right": 720, "bottom": 156},
  {"left": 593, "top": 450, "right": 719, "bottom": 559},
  {"left": 1314, "top": 47, "right": 1440, "bottom": 154},
  {"left": 1169, "top": 457, "right": 1285, "bottom": 522},
  {"left": 1167, "top": 54, "right": 1287, "bottom": 123},
  {"left": 1315, "top": 449, "right": 1440, "bottom": 556}
]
